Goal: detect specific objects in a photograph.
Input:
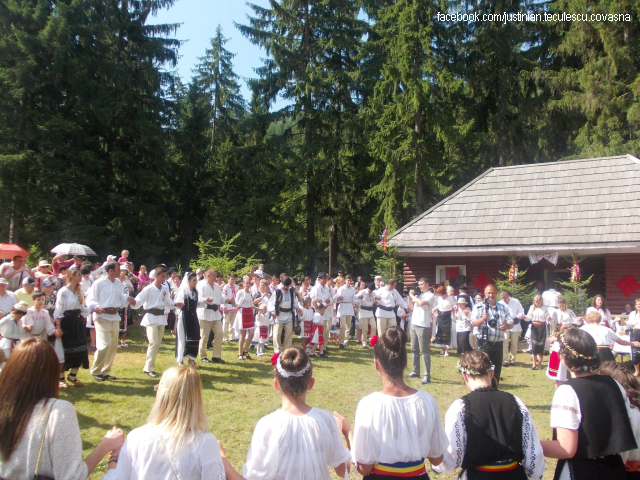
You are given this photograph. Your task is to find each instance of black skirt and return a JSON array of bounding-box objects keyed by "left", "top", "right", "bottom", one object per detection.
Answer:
[
  {"left": 553, "top": 455, "right": 626, "bottom": 480},
  {"left": 435, "top": 312, "right": 452, "bottom": 346},
  {"left": 457, "top": 331, "right": 472, "bottom": 354},
  {"left": 60, "top": 310, "right": 89, "bottom": 370},
  {"left": 631, "top": 329, "right": 640, "bottom": 365},
  {"left": 598, "top": 346, "right": 615, "bottom": 362},
  {"left": 531, "top": 323, "right": 547, "bottom": 355},
  {"left": 177, "top": 305, "right": 200, "bottom": 360}
]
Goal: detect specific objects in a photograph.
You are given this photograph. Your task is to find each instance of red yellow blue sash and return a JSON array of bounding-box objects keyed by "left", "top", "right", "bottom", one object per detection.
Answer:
[
  {"left": 371, "top": 459, "right": 426, "bottom": 477},
  {"left": 476, "top": 460, "right": 519, "bottom": 472}
]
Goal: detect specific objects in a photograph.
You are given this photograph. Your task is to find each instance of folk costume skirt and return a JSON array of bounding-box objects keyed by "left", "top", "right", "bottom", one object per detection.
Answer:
[
  {"left": 435, "top": 312, "right": 452, "bottom": 346},
  {"left": 311, "top": 324, "right": 324, "bottom": 346},
  {"left": 631, "top": 329, "right": 640, "bottom": 365},
  {"left": 60, "top": 309, "right": 90, "bottom": 371},
  {"left": 531, "top": 322, "right": 547, "bottom": 355},
  {"left": 241, "top": 307, "right": 254, "bottom": 330}
]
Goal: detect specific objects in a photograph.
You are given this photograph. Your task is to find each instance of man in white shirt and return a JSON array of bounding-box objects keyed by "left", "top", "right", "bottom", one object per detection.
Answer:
[
  {"left": 131, "top": 266, "right": 183, "bottom": 377},
  {"left": 309, "top": 272, "right": 333, "bottom": 347},
  {"left": 196, "top": 270, "right": 225, "bottom": 364},
  {"left": 499, "top": 291, "right": 525, "bottom": 367},
  {"left": 375, "top": 279, "right": 408, "bottom": 335},
  {"left": 407, "top": 278, "right": 436, "bottom": 384},
  {"left": 336, "top": 275, "right": 356, "bottom": 348},
  {"left": 221, "top": 274, "right": 238, "bottom": 343},
  {"left": 0, "top": 278, "right": 16, "bottom": 318},
  {"left": 355, "top": 282, "right": 377, "bottom": 347},
  {"left": 0, "top": 255, "right": 34, "bottom": 291},
  {"left": 268, "top": 277, "right": 300, "bottom": 353},
  {"left": 86, "top": 261, "right": 134, "bottom": 381}
]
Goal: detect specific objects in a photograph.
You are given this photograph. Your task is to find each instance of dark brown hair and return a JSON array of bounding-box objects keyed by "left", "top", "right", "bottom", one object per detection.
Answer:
[
  {"left": 560, "top": 328, "right": 600, "bottom": 372},
  {"left": 459, "top": 351, "right": 493, "bottom": 376},
  {"left": 275, "top": 347, "right": 313, "bottom": 398},
  {"left": 374, "top": 327, "right": 407, "bottom": 378},
  {"left": 591, "top": 294, "right": 608, "bottom": 312},
  {"left": 598, "top": 361, "right": 640, "bottom": 409},
  {"left": 31, "top": 289, "right": 45, "bottom": 300},
  {"left": 0, "top": 338, "right": 59, "bottom": 461}
]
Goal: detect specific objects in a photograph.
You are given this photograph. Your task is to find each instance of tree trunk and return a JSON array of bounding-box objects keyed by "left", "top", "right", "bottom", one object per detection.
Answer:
[{"left": 414, "top": 109, "right": 424, "bottom": 215}]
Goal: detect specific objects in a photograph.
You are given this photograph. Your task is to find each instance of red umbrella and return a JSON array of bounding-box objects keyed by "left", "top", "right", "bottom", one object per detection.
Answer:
[{"left": 0, "top": 243, "right": 29, "bottom": 259}]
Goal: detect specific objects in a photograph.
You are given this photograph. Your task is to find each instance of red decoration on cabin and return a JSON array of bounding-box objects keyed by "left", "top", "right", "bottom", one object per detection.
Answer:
[
  {"left": 616, "top": 274, "right": 640, "bottom": 297},
  {"left": 472, "top": 273, "right": 491, "bottom": 292},
  {"left": 445, "top": 267, "right": 460, "bottom": 280}
]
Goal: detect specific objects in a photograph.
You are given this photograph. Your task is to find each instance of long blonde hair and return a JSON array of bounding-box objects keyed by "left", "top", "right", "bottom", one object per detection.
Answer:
[
  {"left": 65, "top": 270, "right": 83, "bottom": 303},
  {"left": 147, "top": 364, "right": 209, "bottom": 454}
]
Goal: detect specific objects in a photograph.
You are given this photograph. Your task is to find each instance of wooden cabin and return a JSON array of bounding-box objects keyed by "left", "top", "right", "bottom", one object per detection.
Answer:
[{"left": 389, "top": 155, "right": 640, "bottom": 313}]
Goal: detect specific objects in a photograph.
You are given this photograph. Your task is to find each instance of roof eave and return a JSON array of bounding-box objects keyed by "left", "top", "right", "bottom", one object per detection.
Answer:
[{"left": 395, "top": 242, "right": 640, "bottom": 257}]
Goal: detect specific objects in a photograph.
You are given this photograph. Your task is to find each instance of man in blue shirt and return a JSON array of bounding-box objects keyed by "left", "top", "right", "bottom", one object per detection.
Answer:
[{"left": 471, "top": 283, "right": 514, "bottom": 387}]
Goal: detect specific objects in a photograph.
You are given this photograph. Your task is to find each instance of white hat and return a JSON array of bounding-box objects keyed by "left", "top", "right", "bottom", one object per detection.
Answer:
[
  {"left": 13, "top": 301, "right": 29, "bottom": 314},
  {"left": 38, "top": 260, "right": 51, "bottom": 267},
  {"left": 254, "top": 269, "right": 263, "bottom": 277},
  {"left": 0, "top": 278, "right": 7, "bottom": 285},
  {"left": 457, "top": 297, "right": 468, "bottom": 304}
]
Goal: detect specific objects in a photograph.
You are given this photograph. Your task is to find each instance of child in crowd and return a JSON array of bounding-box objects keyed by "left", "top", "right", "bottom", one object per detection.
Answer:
[
  {"left": 221, "top": 347, "right": 352, "bottom": 480},
  {"left": 299, "top": 297, "right": 314, "bottom": 353},
  {"left": 0, "top": 301, "right": 29, "bottom": 358},
  {"left": 397, "top": 304, "right": 408, "bottom": 330},
  {"left": 137, "top": 265, "right": 150, "bottom": 289},
  {"left": 310, "top": 304, "right": 327, "bottom": 358},
  {"left": 256, "top": 304, "right": 269, "bottom": 357},
  {"left": 118, "top": 250, "right": 129, "bottom": 264}
]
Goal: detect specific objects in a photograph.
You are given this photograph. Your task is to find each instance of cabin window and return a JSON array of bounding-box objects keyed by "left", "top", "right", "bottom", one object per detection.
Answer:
[{"left": 435, "top": 265, "right": 467, "bottom": 286}]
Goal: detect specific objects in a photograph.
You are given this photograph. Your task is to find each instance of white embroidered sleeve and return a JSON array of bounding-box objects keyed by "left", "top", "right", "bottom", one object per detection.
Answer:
[{"left": 433, "top": 399, "right": 465, "bottom": 474}]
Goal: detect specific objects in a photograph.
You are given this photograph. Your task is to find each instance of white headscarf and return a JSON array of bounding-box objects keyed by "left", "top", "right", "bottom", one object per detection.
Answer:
[{"left": 175, "top": 272, "right": 196, "bottom": 303}]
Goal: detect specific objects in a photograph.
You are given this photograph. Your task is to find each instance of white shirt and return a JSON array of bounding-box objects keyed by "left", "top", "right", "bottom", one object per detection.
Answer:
[
  {"left": 131, "top": 283, "right": 174, "bottom": 326},
  {"left": 53, "top": 287, "right": 89, "bottom": 319},
  {"left": 434, "top": 396, "right": 544, "bottom": 479},
  {"left": 555, "top": 308, "right": 579, "bottom": 328},
  {"left": 411, "top": 291, "right": 436, "bottom": 328},
  {"left": 586, "top": 307, "right": 613, "bottom": 326},
  {"left": 526, "top": 305, "right": 550, "bottom": 324},
  {"left": 0, "top": 290, "right": 16, "bottom": 317},
  {"left": 499, "top": 297, "right": 525, "bottom": 333},
  {"left": 80, "top": 276, "right": 93, "bottom": 297},
  {"left": 374, "top": 286, "right": 408, "bottom": 319},
  {"left": 626, "top": 405, "right": 640, "bottom": 465},
  {"left": 0, "top": 314, "right": 28, "bottom": 352},
  {"left": 310, "top": 283, "right": 333, "bottom": 321},
  {"left": 0, "top": 399, "right": 88, "bottom": 480},
  {"left": 235, "top": 289, "right": 254, "bottom": 309},
  {"left": 351, "top": 391, "right": 447, "bottom": 465},
  {"left": 581, "top": 323, "right": 619, "bottom": 347},
  {"left": 242, "top": 408, "right": 351, "bottom": 480},
  {"left": 267, "top": 287, "right": 299, "bottom": 323},
  {"left": 23, "top": 307, "right": 55, "bottom": 338},
  {"left": 453, "top": 307, "right": 472, "bottom": 332},
  {"left": 104, "top": 424, "right": 224, "bottom": 480},
  {"left": 336, "top": 285, "right": 356, "bottom": 316},
  {"left": 0, "top": 262, "right": 33, "bottom": 291},
  {"left": 355, "top": 290, "right": 376, "bottom": 319},
  {"left": 435, "top": 295, "right": 456, "bottom": 313},
  {"left": 196, "top": 280, "right": 223, "bottom": 321},
  {"left": 542, "top": 289, "right": 562, "bottom": 308},
  {"left": 86, "top": 277, "right": 129, "bottom": 322},
  {"left": 221, "top": 282, "right": 238, "bottom": 313},
  {"left": 550, "top": 379, "right": 632, "bottom": 479},
  {"left": 629, "top": 311, "right": 640, "bottom": 329}
]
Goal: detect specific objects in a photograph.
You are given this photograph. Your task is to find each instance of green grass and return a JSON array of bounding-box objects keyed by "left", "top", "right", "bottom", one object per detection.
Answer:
[{"left": 67, "top": 326, "right": 560, "bottom": 479}]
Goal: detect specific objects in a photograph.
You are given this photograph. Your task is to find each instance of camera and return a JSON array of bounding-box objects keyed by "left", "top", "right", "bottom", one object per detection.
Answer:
[{"left": 484, "top": 299, "right": 497, "bottom": 328}]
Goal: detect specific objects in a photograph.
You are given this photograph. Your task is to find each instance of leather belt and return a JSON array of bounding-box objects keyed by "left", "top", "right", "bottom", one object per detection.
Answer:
[
  {"left": 144, "top": 308, "right": 165, "bottom": 316},
  {"left": 377, "top": 305, "right": 394, "bottom": 311},
  {"left": 206, "top": 304, "right": 219, "bottom": 311},
  {"left": 280, "top": 307, "right": 292, "bottom": 313},
  {"left": 361, "top": 305, "right": 374, "bottom": 311},
  {"left": 102, "top": 308, "right": 119, "bottom": 315}
]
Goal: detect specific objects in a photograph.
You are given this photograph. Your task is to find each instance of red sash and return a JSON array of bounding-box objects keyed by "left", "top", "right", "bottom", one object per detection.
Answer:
[
  {"left": 547, "top": 350, "right": 561, "bottom": 378},
  {"left": 311, "top": 324, "right": 324, "bottom": 346}
]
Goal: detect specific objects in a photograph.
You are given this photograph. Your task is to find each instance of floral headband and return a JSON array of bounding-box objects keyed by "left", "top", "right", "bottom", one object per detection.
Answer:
[
  {"left": 559, "top": 333, "right": 597, "bottom": 360},
  {"left": 271, "top": 352, "right": 311, "bottom": 378},
  {"left": 457, "top": 361, "right": 495, "bottom": 376}
]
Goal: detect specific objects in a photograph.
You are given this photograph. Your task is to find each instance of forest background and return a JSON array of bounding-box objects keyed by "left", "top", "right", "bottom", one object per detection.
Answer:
[{"left": 1, "top": 0, "right": 639, "bottom": 277}]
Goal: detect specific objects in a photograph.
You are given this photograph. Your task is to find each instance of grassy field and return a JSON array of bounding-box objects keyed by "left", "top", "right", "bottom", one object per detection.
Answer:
[{"left": 66, "top": 325, "right": 561, "bottom": 479}]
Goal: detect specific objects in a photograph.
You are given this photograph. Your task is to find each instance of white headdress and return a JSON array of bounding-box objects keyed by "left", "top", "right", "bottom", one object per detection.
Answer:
[{"left": 276, "top": 355, "right": 311, "bottom": 378}]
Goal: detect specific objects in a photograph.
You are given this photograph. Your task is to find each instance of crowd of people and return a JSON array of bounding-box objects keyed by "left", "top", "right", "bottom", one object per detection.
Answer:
[{"left": 2, "top": 250, "right": 640, "bottom": 479}]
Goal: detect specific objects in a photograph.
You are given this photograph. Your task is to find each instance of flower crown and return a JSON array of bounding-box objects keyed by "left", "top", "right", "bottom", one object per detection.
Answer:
[
  {"left": 559, "top": 333, "right": 597, "bottom": 360},
  {"left": 271, "top": 352, "right": 311, "bottom": 378},
  {"left": 456, "top": 361, "right": 495, "bottom": 376}
]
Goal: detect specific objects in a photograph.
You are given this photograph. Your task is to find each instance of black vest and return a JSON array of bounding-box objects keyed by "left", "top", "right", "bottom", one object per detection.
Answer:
[
  {"left": 274, "top": 288, "right": 296, "bottom": 323},
  {"left": 461, "top": 387, "right": 524, "bottom": 470}
]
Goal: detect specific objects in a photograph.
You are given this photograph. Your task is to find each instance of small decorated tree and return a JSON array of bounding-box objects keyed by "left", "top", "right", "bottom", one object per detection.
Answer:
[
  {"left": 494, "top": 255, "right": 535, "bottom": 308},
  {"left": 555, "top": 255, "right": 592, "bottom": 314},
  {"left": 373, "top": 246, "right": 404, "bottom": 285},
  {"left": 189, "top": 233, "right": 257, "bottom": 279}
]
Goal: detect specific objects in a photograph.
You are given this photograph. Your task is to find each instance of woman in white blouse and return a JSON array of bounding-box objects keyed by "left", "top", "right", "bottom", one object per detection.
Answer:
[
  {"left": 627, "top": 298, "right": 640, "bottom": 376},
  {"left": 432, "top": 285, "right": 456, "bottom": 356},
  {"left": 586, "top": 294, "right": 613, "bottom": 327},
  {"left": 0, "top": 338, "right": 124, "bottom": 480},
  {"left": 434, "top": 351, "right": 544, "bottom": 479},
  {"left": 223, "top": 346, "right": 352, "bottom": 480},
  {"left": 351, "top": 327, "right": 447, "bottom": 478},
  {"left": 104, "top": 363, "right": 225, "bottom": 480},
  {"left": 525, "top": 295, "right": 551, "bottom": 370}
]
